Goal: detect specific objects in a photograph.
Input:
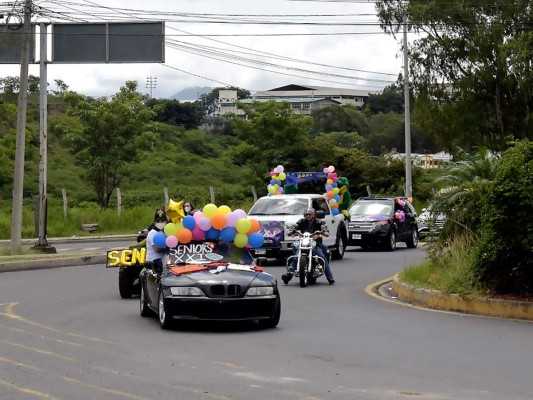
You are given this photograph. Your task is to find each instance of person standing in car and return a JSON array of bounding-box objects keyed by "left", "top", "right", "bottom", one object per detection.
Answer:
[
  {"left": 145, "top": 209, "right": 168, "bottom": 272},
  {"left": 282, "top": 207, "right": 335, "bottom": 285}
]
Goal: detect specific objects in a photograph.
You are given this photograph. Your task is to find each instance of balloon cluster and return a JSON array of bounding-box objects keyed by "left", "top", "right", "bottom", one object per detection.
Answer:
[
  {"left": 152, "top": 204, "right": 265, "bottom": 249},
  {"left": 267, "top": 165, "right": 286, "bottom": 196},
  {"left": 394, "top": 210, "right": 405, "bottom": 222},
  {"left": 322, "top": 165, "right": 341, "bottom": 216}
]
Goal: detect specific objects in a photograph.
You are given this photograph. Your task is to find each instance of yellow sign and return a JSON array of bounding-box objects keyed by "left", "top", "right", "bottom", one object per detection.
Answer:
[{"left": 106, "top": 248, "right": 146, "bottom": 268}]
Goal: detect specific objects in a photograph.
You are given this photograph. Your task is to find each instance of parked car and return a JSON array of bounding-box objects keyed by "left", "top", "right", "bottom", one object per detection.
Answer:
[
  {"left": 347, "top": 197, "right": 419, "bottom": 251},
  {"left": 247, "top": 194, "right": 348, "bottom": 261},
  {"left": 139, "top": 240, "right": 281, "bottom": 329},
  {"left": 417, "top": 202, "right": 446, "bottom": 239}
]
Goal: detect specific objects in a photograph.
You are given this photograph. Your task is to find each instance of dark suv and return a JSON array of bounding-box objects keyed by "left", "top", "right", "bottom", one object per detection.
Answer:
[{"left": 347, "top": 197, "right": 419, "bottom": 251}]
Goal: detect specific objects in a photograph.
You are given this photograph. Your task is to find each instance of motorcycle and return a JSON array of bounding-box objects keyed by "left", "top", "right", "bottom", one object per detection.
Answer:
[{"left": 285, "top": 230, "right": 328, "bottom": 287}]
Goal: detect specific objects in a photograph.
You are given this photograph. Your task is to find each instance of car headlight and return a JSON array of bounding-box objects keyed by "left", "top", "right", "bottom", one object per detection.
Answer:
[
  {"left": 293, "top": 241, "right": 300, "bottom": 248},
  {"left": 169, "top": 287, "right": 205, "bottom": 296},
  {"left": 246, "top": 287, "right": 275, "bottom": 296}
]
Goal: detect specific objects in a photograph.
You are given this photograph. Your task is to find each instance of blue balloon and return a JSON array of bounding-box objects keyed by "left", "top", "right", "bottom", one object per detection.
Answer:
[
  {"left": 331, "top": 208, "right": 340, "bottom": 216},
  {"left": 205, "top": 227, "right": 220, "bottom": 240},
  {"left": 247, "top": 232, "right": 265, "bottom": 248},
  {"left": 220, "top": 227, "right": 237, "bottom": 243},
  {"left": 183, "top": 215, "right": 196, "bottom": 230},
  {"left": 333, "top": 194, "right": 340, "bottom": 202},
  {"left": 153, "top": 232, "right": 167, "bottom": 248}
]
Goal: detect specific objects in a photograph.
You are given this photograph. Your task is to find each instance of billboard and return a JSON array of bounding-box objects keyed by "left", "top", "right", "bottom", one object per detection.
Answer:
[
  {"left": 52, "top": 22, "right": 164, "bottom": 63},
  {"left": 0, "top": 24, "right": 36, "bottom": 63}
]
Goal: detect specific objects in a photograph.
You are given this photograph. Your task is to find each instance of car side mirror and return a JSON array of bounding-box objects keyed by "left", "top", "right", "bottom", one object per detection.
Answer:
[{"left": 255, "top": 257, "right": 268, "bottom": 266}]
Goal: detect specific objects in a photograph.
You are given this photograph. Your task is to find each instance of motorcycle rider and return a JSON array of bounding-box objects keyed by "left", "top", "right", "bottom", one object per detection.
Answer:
[
  {"left": 282, "top": 207, "right": 335, "bottom": 285},
  {"left": 145, "top": 209, "right": 169, "bottom": 272}
]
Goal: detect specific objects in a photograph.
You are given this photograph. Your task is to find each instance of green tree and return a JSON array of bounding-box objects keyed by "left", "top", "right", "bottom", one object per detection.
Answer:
[
  {"left": 230, "top": 100, "right": 312, "bottom": 174},
  {"left": 63, "top": 81, "right": 159, "bottom": 208},
  {"left": 146, "top": 98, "right": 204, "bottom": 129},
  {"left": 311, "top": 104, "right": 369, "bottom": 136},
  {"left": 375, "top": 0, "right": 533, "bottom": 150},
  {"left": 364, "top": 84, "right": 404, "bottom": 115},
  {"left": 474, "top": 140, "right": 533, "bottom": 295}
]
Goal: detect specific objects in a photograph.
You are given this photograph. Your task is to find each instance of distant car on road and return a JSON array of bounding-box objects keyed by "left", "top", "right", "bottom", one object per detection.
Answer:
[
  {"left": 139, "top": 241, "right": 281, "bottom": 330},
  {"left": 347, "top": 197, "right": 419, "bottom": 251},
  {"left": 417, "top": 202, "right": 446, "bottom": 239}
]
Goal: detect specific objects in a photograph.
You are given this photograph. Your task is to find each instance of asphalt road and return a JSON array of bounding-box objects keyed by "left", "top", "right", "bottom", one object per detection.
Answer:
[{"left": 0, "top": 244, "right": 532, "bottom": 400}]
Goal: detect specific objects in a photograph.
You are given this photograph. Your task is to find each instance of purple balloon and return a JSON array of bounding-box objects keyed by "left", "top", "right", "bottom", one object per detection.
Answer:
[
  {"left": 198, "top": 217, "right": 212, "bottom": 231},
  {"left": 226, "top": 211, "right": 239, "bottom": 227},
  {"left": 233, "top": 209, "right": 247, "bottom": 220}
]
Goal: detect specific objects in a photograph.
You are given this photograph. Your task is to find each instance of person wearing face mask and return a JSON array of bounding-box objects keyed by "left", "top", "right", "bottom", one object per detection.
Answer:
[
  {"left": 145, "top": 209, "right": 169, "bottom": 272},
  {"left": 183, "top": 202, "right": 195, "bottom": 216}
]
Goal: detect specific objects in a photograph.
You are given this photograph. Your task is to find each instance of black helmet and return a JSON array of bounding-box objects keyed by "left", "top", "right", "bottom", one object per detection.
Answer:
[{"left": 154, "top": 209, "right": 167, "bottom": 222}]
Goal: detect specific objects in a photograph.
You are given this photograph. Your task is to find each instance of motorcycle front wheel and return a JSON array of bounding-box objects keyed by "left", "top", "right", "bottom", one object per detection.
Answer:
[{"left": 299, "top": 254, "right": 308, "bottom": 287}]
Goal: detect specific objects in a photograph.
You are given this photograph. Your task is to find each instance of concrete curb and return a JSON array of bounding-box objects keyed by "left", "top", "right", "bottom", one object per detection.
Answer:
[
  {"left": 0, "top": 255, "right": 107, "bottom": 273},
  {"left": 391, "top": 274, "right": 533, "bottom": 321}
]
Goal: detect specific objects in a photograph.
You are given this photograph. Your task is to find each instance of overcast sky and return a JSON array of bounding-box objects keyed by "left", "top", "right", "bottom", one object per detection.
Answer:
[{"left": 0, "top": 0, "right": 408, "bottom": 99}]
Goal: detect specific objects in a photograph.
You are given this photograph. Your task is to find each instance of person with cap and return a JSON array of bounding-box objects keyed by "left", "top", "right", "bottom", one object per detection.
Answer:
[
  {"left": 145, "top": 209, "right": 169, "bottom": 272},
  {"left": 282, "top": 207, "right": 335, "bottom": 285}
]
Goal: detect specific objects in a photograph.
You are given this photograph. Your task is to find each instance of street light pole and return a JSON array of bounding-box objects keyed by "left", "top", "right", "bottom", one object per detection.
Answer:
[
  {"left": 10, "top": 0, "right": 32, "bottom": 254},
  {"left": 403, "top": 15, "right": 413, "bottom": 199}
]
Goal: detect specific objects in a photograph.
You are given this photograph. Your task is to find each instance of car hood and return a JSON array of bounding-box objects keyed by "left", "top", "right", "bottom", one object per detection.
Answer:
[
  {"left": 161, "top": 263, "right": 273, "bottom": 287},
  {"left": 352, "top": 214, "right": 390, "bottom": 222}
]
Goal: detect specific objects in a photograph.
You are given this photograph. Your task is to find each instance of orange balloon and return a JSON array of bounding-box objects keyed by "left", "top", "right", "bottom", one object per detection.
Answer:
[
  {"left": 327, "top": 191, "right": 334, "bottom": 199},
  {"left": 248, "top": 218, "right": 260, "bottom": 233},
  {"left": 177, "top": 228, "right": 192, "bottom": 244},
  {"left": 211, "top": 213, "right": 227, "bottom": 230}
]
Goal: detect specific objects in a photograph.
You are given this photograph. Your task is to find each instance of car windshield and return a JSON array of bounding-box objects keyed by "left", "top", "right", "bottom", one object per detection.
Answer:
[
  {"left": 249, "top": 197, "right": 309, "bottom": 216},
  {"left": 168, "top": 241, "right": 254, "bottom": 265},
  {"left": 349, "top": 201, "right": 392, "bottom": 217}
]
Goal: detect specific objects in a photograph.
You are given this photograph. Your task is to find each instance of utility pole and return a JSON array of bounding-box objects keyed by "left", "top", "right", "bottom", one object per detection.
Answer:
[
  {"left": 146, "top": 75, "right": 157, "bottom": 98},
  {"left": 10, "top": 0, "right": 32, "bottom": 254},
  {"left": 403, "top": 15, "right": 413, "bottom": 199},
  {"left": 34, "top": 22, "right": 55, "bottom": 253}
]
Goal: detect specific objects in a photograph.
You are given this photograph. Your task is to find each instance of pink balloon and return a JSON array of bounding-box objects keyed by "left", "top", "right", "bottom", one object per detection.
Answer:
[
  {"left": 192, "top": 226, "right": 206, "bottom": 241},
  {"left": 198, "top": 217, "right": 212, "bottom": 231},
  {"left": 193, "top": 211, "right": 204, "bottom": 221},
  {"left": 165, "top": 235, "right": 178, "bottom": 248}
]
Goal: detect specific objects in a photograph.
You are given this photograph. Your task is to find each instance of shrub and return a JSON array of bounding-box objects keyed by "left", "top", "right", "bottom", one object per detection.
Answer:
[{"left": 474, "top": 140, "right": 533, "bottom": 295}]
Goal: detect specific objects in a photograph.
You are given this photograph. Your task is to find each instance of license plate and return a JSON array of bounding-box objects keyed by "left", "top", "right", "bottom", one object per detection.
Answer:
[
  {"left": 352, "top": 234, "right": 362, "bottom": 240},
  {"left": 254, "top": 248, "right": 266, "bottom": 255}
]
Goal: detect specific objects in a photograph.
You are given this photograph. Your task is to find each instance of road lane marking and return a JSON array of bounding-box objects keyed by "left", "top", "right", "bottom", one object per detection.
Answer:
[
  {"left": 0, "top": 302, "right": 124, "bottom": 346},
  {"left": 0, "top": 377, "right": 60, "bottom": 400}
]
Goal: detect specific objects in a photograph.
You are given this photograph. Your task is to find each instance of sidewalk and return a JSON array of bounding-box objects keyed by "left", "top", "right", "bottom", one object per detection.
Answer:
[{"left": 0, "top": 234, "right": 135, "bottom": 272}]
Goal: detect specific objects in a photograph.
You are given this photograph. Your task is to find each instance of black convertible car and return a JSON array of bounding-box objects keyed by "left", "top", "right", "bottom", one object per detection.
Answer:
[{"left": 139, "top": 241, "right": 281, "bottom": 329}]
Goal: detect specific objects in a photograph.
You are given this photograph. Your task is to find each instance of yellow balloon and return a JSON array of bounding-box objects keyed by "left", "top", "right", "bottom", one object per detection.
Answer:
[
  {"left": 234, "top": 233, "right": 248, "bottom": 248},
  {"left": 278, "top": 172, "right": 286, "bottom": 180},
  {"left": 164, "top": 223, "right": 178, "bottom": 236},
  {"left": 333, "top": 187, "right": 340, "bottom": 194},
  {"left": 236, "top": 218, "right": 252, "bottom": 234},
  {"left": 203, "top": 203, "right": 217, "bottom": 218},
  {"left": 218, "top": 205, "right": 232, "bottom": 215}
]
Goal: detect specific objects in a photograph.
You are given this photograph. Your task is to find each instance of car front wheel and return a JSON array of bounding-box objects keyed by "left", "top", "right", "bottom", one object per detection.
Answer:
[
  {"left": 140, "top": 284, "right": 151, "bottom": 317},
  {"left": 384, "top": 230, "right": 396, "bottom": 251},
  {"left": 158, "top": 291, "right": 173, "bottom": 329},
  {"left": 406, "top": 228, "right": 419, "bottom": 248}
]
